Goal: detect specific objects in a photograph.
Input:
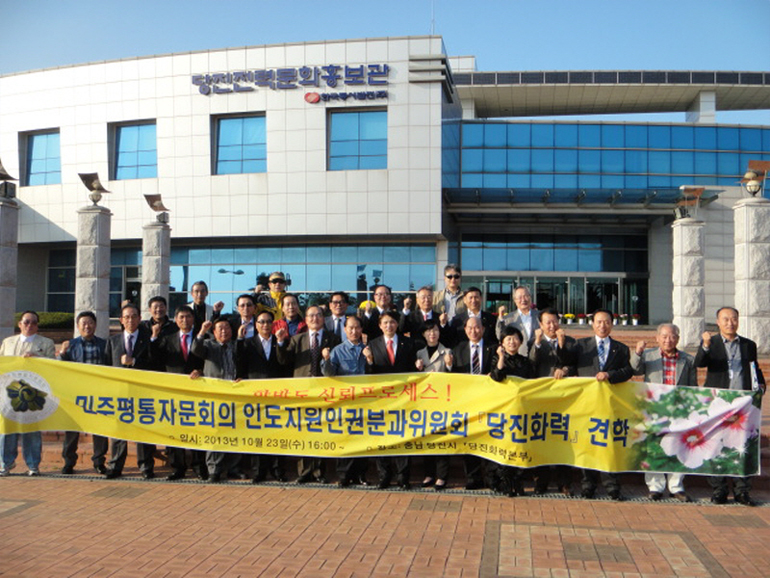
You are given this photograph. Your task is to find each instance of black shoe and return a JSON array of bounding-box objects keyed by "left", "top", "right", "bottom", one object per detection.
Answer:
[
  {"left": 357, "top": 476, "right": 370, "bottom": 486},
  {"left": 316, "top": 476, "right": 329, "bottom": 484},
  {"left": 61, "top": 466, "right": 74, "bottom": 475},
  {"left": 166, "top": 470, "right": 185, "bottom": 481},
  {"left": 559, "top": 485, "right": 574, "bottom": 497},
  {"left": 95, "top": 464, "right": 107, "bottom": 475},
  {"left": 581, "top": 488, "right": 596, "bottom": 499},
  {"left": 142, "top": 470, "right": 155, "bottom": 480},
  {"left": 338, "top": 479, "right": 351, "bottom": 488},
  {"left": 513, "top": 482, "right": 526, "bottom": 497},
  {"left": 534, "top": 485, "right": 548, "bottom": 495},
  {"left": 421, "top": 477, "right": 435, "bottom": 488},
  {"left": 377, "top": 478, "right": 390, "bottom": 489},
  {"left": 735, "top": 492, "right": 757, "bottom": 507},
  {"left": 465, "top": 480, "right": 484, "bottom": 490},
  {"left": 209, "top": 472, "right": 222, "bottom": 483},
  {"left": 396, "top": 478, "right": 411, "bottom": 490},
  {"left": 608, "top": 490, "right": 623, "bottom": 501},
  {"left": 104, "top": 469, "right": 122, "bottom": 479},
  {"left": 649, "top": 492, "right": 663, "bottom": 501},
  {"left": 252, "top": 474, "right": 266, "bottom": 484},
  {"left": 197, "top": 468, "right": 209, "bottom": 481},
  {"left": 673, "top": 492, "right": 692, "bottom": 503},
  {"left": 434, "top": 480, "right": 447, "bottom": 491},
  {"left": 271, "top": 470, "right": 287, "bottom": 482},
  {"left": 296, "top": 473, "right": 313, "bottom": 484},
  {"left": 711, "top": 493, "right": 728, "bottom": 505}
]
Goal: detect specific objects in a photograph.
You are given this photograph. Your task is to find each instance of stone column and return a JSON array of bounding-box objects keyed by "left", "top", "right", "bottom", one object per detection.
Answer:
[
  {"left": 671, "top": 217, "right": 705, "bottom": 348},
  {"left": 0, "top": 196, "right": 20, "bottom": 340},
  {"left": 75, "top": 205, "right": 112, "bottom": 339},
  {"left": 733, "top": 197, "right": 770, "bottom": 354},
  {"left": 141, "top": 220, "right": 171, "bottom": 319}
]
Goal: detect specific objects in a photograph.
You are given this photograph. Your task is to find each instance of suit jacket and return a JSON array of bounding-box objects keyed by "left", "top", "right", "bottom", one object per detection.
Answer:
[
  {"left": 366, "top": 334, "right": 417, "bottom": 374},
  {"left": 452, "top": 340, "right": 495, "bottom": 375},
  {"left": 104, "top": 327, "right": 154, "bottom": 369},
  {"left": 191, "top": 336, "right": 239, "bottom": 379},
  {"left": 449, "top": 311, "right": 498, "bottom": 348},
  {"left": 529, "top": 335, "right": 577, "bottom": 378},
  {"left": 570, "top": 336, "right": 633, "bottom": 384},
  {"left": 0, "top": 334, "right": 56, "bottom": 358},
  {"left": 359, "top": 307, "right": 395, "bottom": 341},
  {"left": 237, "top": 334, "right": 285, "bottom": 379},
  {"left": 151, "top": 331, "right": 204, "bottom": 375},
  {"left": 631, "top": 348, "right": 697, "bottom": 386},
  {"left": 187, "top": 301, "right": 219, "bottom": 334},
  {"left": 59, "top": 335, "right": 107, "bottom": 364},
  {"left": 490, "top": 352, "right": 534, "bottom": 382},
  {"left": 432, "top": 288, "right": 467, "bottom": 319},
  {"left": 399, "top": 309, "right": 452, "bottom": 349},
  {"left": 416, "top": 344, "right": 453, "bottom": 373},
  {"left": 277, "top": 329, "right": 340, "bottom": 377},
  {"left": 694, "top": 335, "right": 765, "bottom": 390},
  {"left": 324, "top": 315, "right": 349, "bottom": 343},
  {"left": 496, "top": 308, "right": 540, "bottom": 355}
]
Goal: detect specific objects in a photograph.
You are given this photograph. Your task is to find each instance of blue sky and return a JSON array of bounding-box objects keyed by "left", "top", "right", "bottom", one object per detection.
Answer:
[{"left": 2, "top": 0, "right": 769, "bottom": 123}]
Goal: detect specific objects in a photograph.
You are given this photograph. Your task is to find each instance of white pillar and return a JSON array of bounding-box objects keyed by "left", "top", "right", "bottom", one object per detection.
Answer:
[
  {"left": 671, "top": 217, "right": 705, "bottom": 348},
  {"left": 75, "top": 205, "right": 112, "bottom": 339},
  {"left": 0, "top": 196, "right": 20, "bottom": 340},
  {"left": 733, "top": 197, "right": 770, "bottom": 354},
  {"left": 141, "top": 220, "right": 171, "bottom": 320}
]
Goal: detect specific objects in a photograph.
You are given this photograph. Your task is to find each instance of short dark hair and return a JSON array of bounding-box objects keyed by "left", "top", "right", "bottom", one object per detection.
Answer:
[
  {"left": 257, "top": 309, "right": 275, "bottom": 322},
  {"left": 191, "top": 281, "right": 208, "bottom": 292},
  {"left": 373, "top": 284, "right": 392, "bottom": 296},
  {"left": 236, "top": 293, "right": 255, "bottom": 306},
  {"left": 175, "top": 305, "right": 194, "bottom": 317},
  {"left": 716, "top": 306, "right": 739, "bottom": 318},
  {"left": 345, "top": 316, "right": 362, "bottom": 328},
  {"left": 19, "top": 310, "right": 40, "bottom": 323},
  {"left": 282, "top": 293, "right": 300, "bottom": 307},
  {"left": 539, "top": 307, "right": 560, "bottom": 321},
  {"left": 502, "top": 325, "right": 524, "bottom": 342},
  {"left": 330, "top": 291, "right": 349, "bottom": 304},
  {"left": 379, "top": 310, "right": 400, "bottom": 324},
  {"left": 444, "top": 264, "right": 461, "bottom": 275},
  {"left": 121, "top": 303, "right": 140, "bottom": 317},
  {"left": 464, "top": 286, "right": 482, "bottom": 297},
  {"left": 593, "top": 308, "right": 613, "bottom": 320},
  {"left": 148, "top": 296, "right": 167, "bottom": 307},
  {"left": 421, "top": 318, "right": 440, "bottom": 332},
  {"left": 76, "top": 311, "right": 97, "bottom": 324}
]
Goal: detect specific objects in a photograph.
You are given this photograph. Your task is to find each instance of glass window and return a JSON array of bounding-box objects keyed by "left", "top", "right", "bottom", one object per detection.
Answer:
[
  {"left": 694, "top": 126, "right": 717, "bottom": 150},
  {"left": 671, "top": 126, "right": 694, "bottom": 150},
  {"left": 507, "top": 124, "right": 531, "bottom": 147},
  {"left": 601, "top": 125, "right": 624, "bottom": 148},
  {"left": 484, "top": 124, "right": 507, "bottom": 147},
  {"left": 483, "top": 248, "right": 507, "bottom": 270},
  {"left": 717, "top": 152, "right": 739, "bottom": 177},
  {"left": 740, "top": 128, "right": 763, "bottom": 152},
  {"left": 462, "top": 124, "right": 484, "bottom": 147},
  {"left": 48, "top": 267, "right": 74, "bottom": 293},
  {"left": 578, "top": 149, "right": 601, "bottom": 172},
  {"left": 648, "top": 151, "right": 671, "bottom": 174},
  {"left": 578, "top": 125, "right": 601, "bottom": 147},
  {"left": 358, "top": 245, "right": 383, "bottom": 263},
  {"left": 530, "top": 248, "right": 554, "bottom": 271},
  {"left": 482, "top": 173, "right": 506, "bottom": 187},
  {"left": 507, "top": 173, "right": 530, "bottom": 188},
  {"left": 554, "top": 174, "right": 578, "bottom": 188},
  {"left": 507, "top": 149, "right": 530, "bottom": 172},
  {"left": 602, "top": 150, "right": 624, "bottom": 173},
  {"left": 531, "top": 124, "right": 554, "bottom": 147},
  {"left": 25, "top": 131, "right": 61, "bottom": 186},
  {"left": 625, "top": 150, "right": 647, "bottom": 173},
  {"left": 671, "top": 151, "right": 694, "bottom": 174},
  {"left": 531, "top": 174, "right": 554, "bottom": 188},
  {"left": 216, "top": 115, "right": 266, "bottom": 174},
  {"left": 115, "top": 123, "right": 157, "bottom": 180},
  {"left": 648, "top": 126, "right": 671, "bottom": 149},
  {"left": 717, "top": 127, "right": 740, "bottom": 151},
  {"left": 329, "top": 110, "right": 387, "bottom": 170},
  {"left": 461, "top": 173, "right": 483, "bottom": 188},
  {"left": 483, "top": 149, "right": 507, "bottom": 172},
  {"left": 49, "top": 249, "right": 75, "bottom": 267},
  {"left": 462, "top": 149, "right": 483, "bottom": 172},
  {"left": 555, "top": 149, "right": 578, "bottom": 172},
  {"left": 625, "top": 125, "right": 647, "bottom": 148},
  {"left": 331, "top": 245, "right": 357, "bottom": 262},
  {"left": 531, "top": 149, "right": 554, "bottom": 172},
  {"left": 554, "top": 124, "right": 578, "bottom": 147}
]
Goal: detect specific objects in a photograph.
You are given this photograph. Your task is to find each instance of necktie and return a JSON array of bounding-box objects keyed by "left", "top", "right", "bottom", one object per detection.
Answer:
[
  {"left": 310, "top": 332, "right": 320, "bottom": 376},
  {"left": 598, "top": 339, "right": 606, "bottom": 369},
  {"left": 222, "top": 343, "right": 235, "bottom": 380},
  {"left": 181, "top": 334, "right": 189, "bottom": 360},
  {"left": 550, "top": 339, "right": 557, "bottom": 352},
  {"left": 335, "top": 318, "right": 342, "bottom": 338},
  {"left": 386, "top": 339, "right": 396, "bottom": 365},
  {"left": 471, "top": 344, "right": 480, "bottom": 375},
  {"left": 126, "top": 334, "right": 134, "bottom": 357}
]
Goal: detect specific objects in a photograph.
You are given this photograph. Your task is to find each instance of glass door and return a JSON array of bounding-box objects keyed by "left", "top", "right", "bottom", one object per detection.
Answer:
[{"left": 586, "top": 277, "right": 619, "bottom": 313}]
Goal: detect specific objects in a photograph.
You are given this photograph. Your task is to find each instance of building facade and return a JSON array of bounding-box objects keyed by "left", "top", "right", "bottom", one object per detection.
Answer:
[{"left": 1, "top": 36, "right": 769, "bottom": 322}]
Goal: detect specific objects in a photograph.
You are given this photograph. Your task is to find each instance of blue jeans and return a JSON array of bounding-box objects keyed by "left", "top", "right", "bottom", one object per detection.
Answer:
[{"left": 0, "top": 432, "right": 42, "bottom": 470}]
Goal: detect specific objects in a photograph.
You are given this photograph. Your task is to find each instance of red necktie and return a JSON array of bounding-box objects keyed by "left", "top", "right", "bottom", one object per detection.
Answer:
[
  {"left": 181, "top": 333, "right": 189, "bottom": 360},
  {"left": 387, "top": 339, "right": 396, "bottom": 365}
]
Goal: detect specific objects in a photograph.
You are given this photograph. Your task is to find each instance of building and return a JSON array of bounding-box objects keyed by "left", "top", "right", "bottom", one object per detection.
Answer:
[{"left": 1, "top": 36, "right": 769, "bottom": 322}]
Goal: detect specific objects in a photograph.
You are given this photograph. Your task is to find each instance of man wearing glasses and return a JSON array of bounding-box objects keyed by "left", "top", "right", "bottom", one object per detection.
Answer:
[
  {"left": 360, "top": 284, "right": 395, "bottom": 342},
  {"left": 434, "top": 264, "right": 466, "bottom": 325},
  {"left": 0, "top": 311, "right": 55, "bottom": 477},
  {"left": 325, "top": 291, "right": 350, "bottom": 342},
  {"left": 253, "top": 271, "right": 288, "bottom": 320},
  {"left": 230, "top": 294, "right": 258, "bottom": 339}
]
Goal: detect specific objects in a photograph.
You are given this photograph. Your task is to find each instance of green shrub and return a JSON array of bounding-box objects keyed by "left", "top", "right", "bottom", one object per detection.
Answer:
[{"left": 14, "top": 311, "right": 75, "bottom": 329}]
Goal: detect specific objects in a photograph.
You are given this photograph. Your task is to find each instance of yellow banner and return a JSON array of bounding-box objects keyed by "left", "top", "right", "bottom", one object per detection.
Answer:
[{"left": 0, "top": 357, "right": 761, "bottom": 475}]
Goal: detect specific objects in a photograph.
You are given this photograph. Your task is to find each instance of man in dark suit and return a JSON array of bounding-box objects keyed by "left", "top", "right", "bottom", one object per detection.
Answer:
[
  {"left": 150, "top": 305, "right": 205, "bottom": 480},
  {"left": 528, "top": 307, "right": 576, "bottom": 495},
  {"left": 695, "top": 306, "right": 765, "bottom": 506},
  {"left": 359, "top": 284, "right": 394, "bottom": 342},
  {"left": 399, "top": 285, "right": 452, "bottom": 349},
  {"left": 451, "top": 316, "right": 496, "bottom": 490},
  {"left": 449, "top": 287, "right": 497, "bottom": 348},
  {"left": 188, "top": 280, "right": 224, "bottom": 335},
  {"left": 230, "top": 293, "right": 258, "bottom": 340},
  {"left": 496, "top": 286, "right": 539, "bottom": 356},
  {"left": 277, "top": 305, "right": 340, "bottom": 483},
  {"left": 190, "top": 318, "right": 241, "bottom": 482},
  {"left": 325, "top": 291, "right": 351, "bottom": 343},
  {"left": 103, "top": 303, "right": 156, "bottom": 479},
  {"left": 567, "top": 308, "right": 633, "bottom": 500},
  {"left": 58, "top": 311, "right": 108, "bottom": 475},
  {"left": 238, "top": 309, "right": 287, "bottom": 483},
  {"left": 364, "top": 310, "right": 417, "bottom": 489}
]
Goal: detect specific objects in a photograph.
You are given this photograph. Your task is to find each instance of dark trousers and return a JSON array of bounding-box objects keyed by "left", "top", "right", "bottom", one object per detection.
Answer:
[
  {"left": 533, "top": 465, "right": 574, "bottom": 491},
  {"left": 375, "top": 457, "right": 410, "bottom": 484},
  {"left": 206, "top": 452, "right": 239, "bottom": 476},
  {"left": 107, "top": 440, "right": 156, "bottom": 474},
  {"left": 423, "top": 456, "right": 450, "bottom": 481},
  {"left": 581, "top": 469, "right": 620, "bottom": 494},
  {"left": 252, "top": 455, "right": 287, "bottom": 480},
  {"left": 298, "top": 457, "right": 327, "bottom": 480},
  {"left": 464, "top": 455, "right": 485, "bottom": 485},
  {"left": 336, "top": 458, "right": 369, "bottom": 482},
  {"left": 709, "top": 475, "right": 752, "bottom": 496},
  {"left": 62, "top": 431, "right": 108, "bottom": 468}
]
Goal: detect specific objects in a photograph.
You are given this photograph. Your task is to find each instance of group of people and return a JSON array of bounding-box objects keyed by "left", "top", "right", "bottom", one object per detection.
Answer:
[{"left": 0, "top": 266, "right": 764, "bottom": 506}]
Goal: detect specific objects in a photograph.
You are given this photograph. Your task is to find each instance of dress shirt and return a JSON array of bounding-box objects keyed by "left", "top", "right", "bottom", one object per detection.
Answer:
[
  {"left": 81, "top": 338, "right": 102, "bottom": 365},
  {"left": 240, "top": 318, "right": 255, "bottom": 339},
  {"left": 443, "top": 289, "right": 463, "bottom": 321},
  {"left": 124, "top": 330, "right": 139, "bottom": 355},
  {"left": 385, "top": 334, "right": 399, "bottom": 358},
  {"left": 517, "top": 309, "right": 533, "bottom": 339},
  {"left": 470, "top": 340, "right": 484, "bottom": 374},
  {"left": 595, "top": 336, "right": 609, "bottom": 367},
  {"left": 260, "top": 336, "right": 272, "bottom": 359},
  {"left": 661, "top": 349, "right": 678, "bottom": 385},
  {"left": 723, "top": 336, "right": 743, "bottom": 390}
]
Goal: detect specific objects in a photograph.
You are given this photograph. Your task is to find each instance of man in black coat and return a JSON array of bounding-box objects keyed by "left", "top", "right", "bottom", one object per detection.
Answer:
[
  {"left": 695, "top": 306, "right": 765, "bottom": 506},
  {"left": 103, "top": 303, "right": 156, "bottom": 479},
  {"left": 364, "top": 310, "right": 417, "bottom": 489},
  {"left": 448, "top": 287, "right": 497, "bottom": 348},
  {"left": 566, "top": 309, "right": 633, "bottom": 500}
]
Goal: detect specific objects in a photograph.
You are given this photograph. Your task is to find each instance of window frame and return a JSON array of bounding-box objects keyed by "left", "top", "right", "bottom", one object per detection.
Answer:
[
  {"left": 20, "top": 129, "right": 61, "bottom": 186},
  {"left": 109, "top": 120, "right": 158, "bottom": 181},
  {"left": 212, "top": 113, "right": 267, "bottom": 175},
  {"left": 327, "top": 108, "right": 387, "bottom": 171}
]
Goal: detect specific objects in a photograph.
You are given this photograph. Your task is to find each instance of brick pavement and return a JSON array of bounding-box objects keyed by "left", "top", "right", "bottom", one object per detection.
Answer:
[{"left": 1, "top": 474, "right": 770, "bottom": 577}]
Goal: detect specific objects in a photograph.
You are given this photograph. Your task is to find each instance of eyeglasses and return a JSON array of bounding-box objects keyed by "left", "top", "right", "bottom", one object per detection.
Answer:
[
  {"left": 330, "top": 300, "right": 346, "bottom": 305},
  {"left": 269, "top": 279, "right": 286, "bottom": 284},
  {"left": 256, "top": 319, "right": 273, "bottom": 324},
  {"left": 445, "top": 274, "right": 461, "bottom": 279},
  {"left": 21, "top": 320, "right": 38, "bottom": 325}
]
